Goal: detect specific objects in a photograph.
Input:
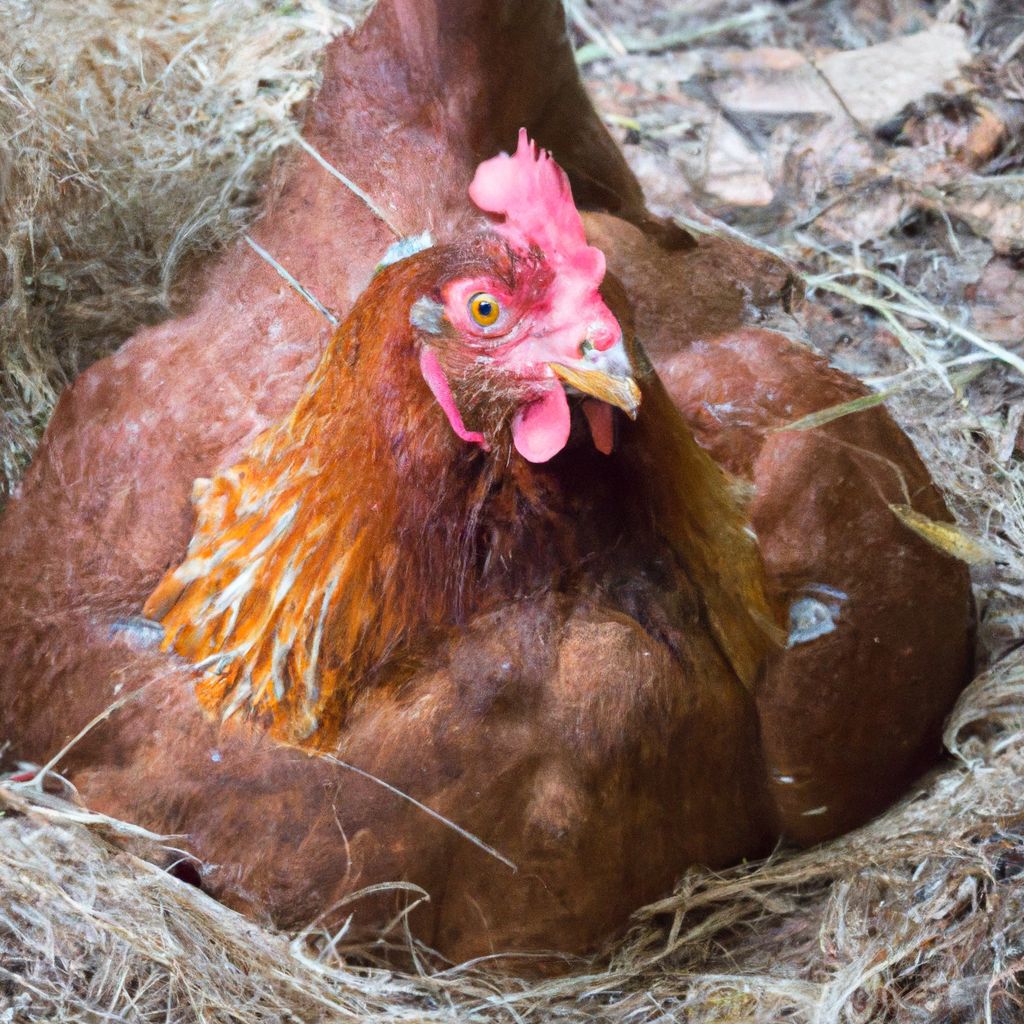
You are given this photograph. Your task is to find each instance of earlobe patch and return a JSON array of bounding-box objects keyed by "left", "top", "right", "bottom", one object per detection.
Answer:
[{"left": 410, "top": 296, "right": 445, "bottom": 335}]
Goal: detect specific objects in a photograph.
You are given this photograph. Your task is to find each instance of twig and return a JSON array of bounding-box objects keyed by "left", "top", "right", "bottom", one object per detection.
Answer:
[
  {"left": 671, "top": 211, "right": 1019, "bottom": 387},
  {"left": 25, "top": 686, "right": 148, "bottom": 793},
  {"left": 244, "top": 235, "right": 340, "bottom": 326},
  {"left": 771, "top": 389, "right": 899, "bottom": 433},
  {"left": 806, "top": 54, "right": 887, "bottom": 159},
  {"left": 999, "top": 27, "right": 1024, "bottom": 66},
  {"left": 1, "top": 784, "right": 182, "bottom": 846},
  {"left": 669, "top": 209, "right": 790, "bottom": 262},
  {"left": 681, "top": 211, "right": 1024, "bottom": 382},
  {"left": 946, "top": 173, "right": 1024, "bottom": 186},
  {"left": 799, "top": 238, "right": 1024, "bottom": 379},
  {"left": 295, "top": 135, "right": 401, "bottom": 238},
  {"left": 318, "top": 754, "right": 517, "bottom": 872},
  {"left": 803, "top": 277, "right": 948, "bottom": 379},
  {"left": 574, "top": 3, "right": 809, "bottom": 66},
  {"left": 565, "top": 0, "right": 626, "bottom": 57}
]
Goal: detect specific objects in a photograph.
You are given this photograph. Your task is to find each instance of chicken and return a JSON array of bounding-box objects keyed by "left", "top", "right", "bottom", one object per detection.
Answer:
[{"left": 0, "top": 0, "right": 972, "bottom": 966}]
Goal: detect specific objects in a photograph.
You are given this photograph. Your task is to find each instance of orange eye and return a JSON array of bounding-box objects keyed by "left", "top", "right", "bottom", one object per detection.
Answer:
[{"left": 468, "top": 292, "right": 500, "bottom": 327}]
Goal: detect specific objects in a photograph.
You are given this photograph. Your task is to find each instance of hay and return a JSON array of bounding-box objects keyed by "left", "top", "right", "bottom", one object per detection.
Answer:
[
  {"left": 0, "top": 0, "right": 368, "bottom": 494},
  {"left": 3, "top": 1, "right": 1024, "bottom": 1021}
]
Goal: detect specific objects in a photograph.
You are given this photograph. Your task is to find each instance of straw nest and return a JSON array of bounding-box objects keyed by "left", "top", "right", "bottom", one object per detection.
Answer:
[
  {"left": 0, "top": 0, "right": 369, "bottom": 491},
  {"left": 2, "top": 1, "right": 1023, "bottom": 1021}
]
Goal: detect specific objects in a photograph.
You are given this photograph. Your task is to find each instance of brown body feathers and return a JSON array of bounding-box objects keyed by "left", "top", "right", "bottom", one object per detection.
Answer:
[{"left": 0, "top": 0, "right": 972, "bottom": 965}]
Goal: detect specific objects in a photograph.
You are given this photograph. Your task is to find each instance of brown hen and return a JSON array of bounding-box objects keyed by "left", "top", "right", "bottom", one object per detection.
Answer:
[{"left": 0, "top": 0, "right": 972, "bottom": 967}]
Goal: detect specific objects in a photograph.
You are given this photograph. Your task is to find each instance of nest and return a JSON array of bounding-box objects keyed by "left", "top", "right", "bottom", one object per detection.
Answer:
[
  {"left": 2, "top": 1, "right": 1024, "bottom": 1021},
  {"left": 0, "top": 0, "right": 368, "bottom": 493}
]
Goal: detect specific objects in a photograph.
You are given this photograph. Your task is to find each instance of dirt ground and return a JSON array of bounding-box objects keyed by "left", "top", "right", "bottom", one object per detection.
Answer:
[{"left": 2, "top": 1, "right": 1024, "bottom": 1021}]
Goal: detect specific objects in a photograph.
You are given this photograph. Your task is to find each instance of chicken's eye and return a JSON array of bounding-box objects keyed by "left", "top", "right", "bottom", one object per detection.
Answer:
[{"left": 468, "top": 292, "right": 500, "bottom": 327}]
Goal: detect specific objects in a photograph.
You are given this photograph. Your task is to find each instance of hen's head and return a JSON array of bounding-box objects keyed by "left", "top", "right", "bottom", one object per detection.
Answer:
[{"left": 410, "top": 130, "right": 640, "bottom": 463}]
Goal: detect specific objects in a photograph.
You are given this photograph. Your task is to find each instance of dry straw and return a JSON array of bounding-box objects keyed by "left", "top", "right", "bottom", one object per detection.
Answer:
[{"left": 0, "top": 0, "right": 369, "bottom": 493}]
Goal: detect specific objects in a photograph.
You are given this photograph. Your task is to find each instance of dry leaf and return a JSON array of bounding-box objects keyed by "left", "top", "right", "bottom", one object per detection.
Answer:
[
  {"left": 817, "top": 24, "right": 972, "bottom": 128},
  {"left": 889, "top": 504, "right": 997, "bottom": 565},
  {"left": 971, "top": 257, "right": 1024, "bottom": 343},
  {"left": 946, "top": 180, "right": 1024, "bottom": 255},
  {"left": 703, "top": 113, "right": 774, "bottom": 206},
  {"left": 712, "top": 47, "right": 840, "bottom": 117}
]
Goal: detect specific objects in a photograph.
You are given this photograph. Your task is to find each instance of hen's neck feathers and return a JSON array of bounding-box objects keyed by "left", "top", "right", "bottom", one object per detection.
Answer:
[
  {"left": 144, "top": 251, "right": 775, "bottom": 746},
  {"left": 146, "top": 257, "right": 592, "bottom": 743},
  {"left": 622, "top": 367, "right": 779, "bottom": 690}
]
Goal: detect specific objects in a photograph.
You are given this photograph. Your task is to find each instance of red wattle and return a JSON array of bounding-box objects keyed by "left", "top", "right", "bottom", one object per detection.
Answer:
[
  {"left": 512, "top": 385, "right": 571, "bottom": 463},
  {"left": 419, "top": 347, "right": 488, "bottom": 448},
  {"left": 582, "top": 399, "right": 615, "bottom": 455}
]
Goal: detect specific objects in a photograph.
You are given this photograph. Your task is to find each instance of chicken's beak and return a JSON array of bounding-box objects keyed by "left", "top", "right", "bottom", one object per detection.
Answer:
[{"left": 548, "top": 361, "right": 641, "bottom": 420}]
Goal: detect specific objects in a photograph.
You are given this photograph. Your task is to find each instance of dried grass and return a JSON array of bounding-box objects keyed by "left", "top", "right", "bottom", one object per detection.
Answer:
[
  {"left": 3, "top": 1, "right": 1024, "bottom": 1022},
  {"left": 0, "top": 0, "right": 368, "bottom": 493}
]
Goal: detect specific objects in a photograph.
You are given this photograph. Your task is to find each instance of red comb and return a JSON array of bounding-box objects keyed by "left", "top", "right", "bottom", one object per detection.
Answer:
[{"left": 469, "top": 129, "right": 605, "bottom": 282}]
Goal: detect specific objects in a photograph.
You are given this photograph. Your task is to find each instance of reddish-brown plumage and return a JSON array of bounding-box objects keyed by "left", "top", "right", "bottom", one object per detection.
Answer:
[{"left": 0, "top": 0, "right": 972, "bottom": 967}]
